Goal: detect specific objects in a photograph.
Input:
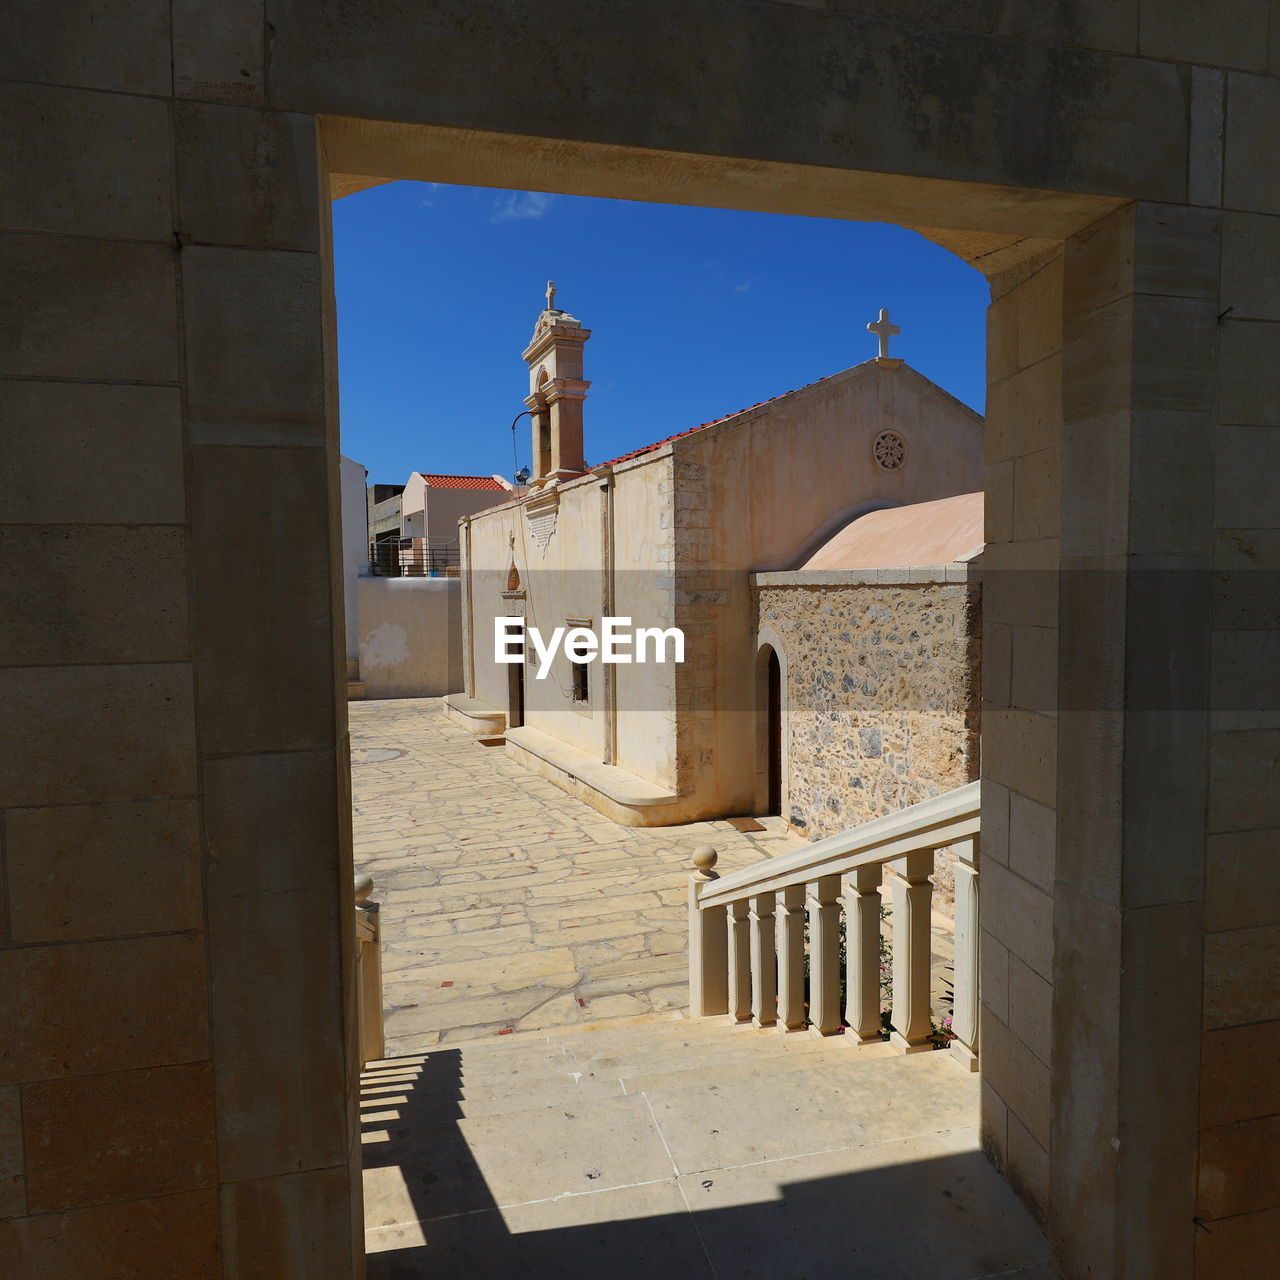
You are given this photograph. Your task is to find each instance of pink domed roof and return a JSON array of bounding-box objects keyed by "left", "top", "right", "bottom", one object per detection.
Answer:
[{"left": 801, "top": 491, "right": 984, "bottom": 570}]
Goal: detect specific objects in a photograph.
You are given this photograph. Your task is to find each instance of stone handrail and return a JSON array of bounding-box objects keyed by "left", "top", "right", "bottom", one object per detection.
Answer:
[
  {"left": 688, "top": 782, "right": 980, "bottom": 1067},
  {"left": 354, "top": 874, "right": 385, "bottom": 1067}
]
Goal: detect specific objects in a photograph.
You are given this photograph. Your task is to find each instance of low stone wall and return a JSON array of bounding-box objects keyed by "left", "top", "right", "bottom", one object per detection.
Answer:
[
  {"left": 357, "top": 576, "right": 462, "bottom": 698},
  {"left": 755, "top": 569, "right": 980, "bottom": 908}
]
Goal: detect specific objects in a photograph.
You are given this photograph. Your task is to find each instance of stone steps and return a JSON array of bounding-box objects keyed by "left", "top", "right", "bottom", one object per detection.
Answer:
[
  {"left": 362, "top": 1012, "right": 969, "bottom": 1136},
  {"left": 372, "top": 1016, "right": 910, "bottom": 1095},
  {"left": 361, "top": 1074, "right": 628, "bottom": 1125},
  {"left": 360, "top": 1022, "right": 954, "bottom": 1138},
  {"left": 374, "top": 1036, "right": 842, "bottom": 1106},
  {"left": 366, "top": 1036, "right": 828, "bottom": 1102},
  {"left": 361, "top": 1015, "right": 950, "bottom": 1123},
  {"left": 374, "top": 1018, "right": 842, "bottom": 1085},
  {"left": 360, "top": 1011, "right": 1048, "bottom": 1280}
]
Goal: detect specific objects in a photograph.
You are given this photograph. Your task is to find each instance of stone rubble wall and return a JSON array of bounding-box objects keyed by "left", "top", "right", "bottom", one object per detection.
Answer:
[{"left": 757, "top": 576, "right": 981, "bottom": 911}]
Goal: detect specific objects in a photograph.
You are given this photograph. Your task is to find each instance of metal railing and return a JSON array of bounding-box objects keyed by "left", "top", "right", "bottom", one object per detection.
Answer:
[
  {"left": 368, "top": 536, "right": 461, "bottom": 578},
  {"left": 688, "top": 782, "right": 980, "bottom": 1068}
]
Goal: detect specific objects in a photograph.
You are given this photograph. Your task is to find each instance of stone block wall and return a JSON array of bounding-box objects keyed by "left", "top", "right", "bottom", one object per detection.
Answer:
[
  {"left": 1199, "top": 148, "right": 1280, "bottom": 1274},
  {"left": 756, "top": 572, "right": 980, "bottom": 911},
  {"left": 5, "top": 1, "right": 1279, "bottom": 1276},
  {"left": 0, "top": 21, "right": 361, "bottom": 1275},
  {"left": 979, "top": 246, "right": 1064, "bottom": 1226}
]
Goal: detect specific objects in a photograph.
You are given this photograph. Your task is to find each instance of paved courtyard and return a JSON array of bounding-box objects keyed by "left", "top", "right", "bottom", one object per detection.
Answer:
[{"left": 350, "top": 698, "right": 802, "bottom": 1056}]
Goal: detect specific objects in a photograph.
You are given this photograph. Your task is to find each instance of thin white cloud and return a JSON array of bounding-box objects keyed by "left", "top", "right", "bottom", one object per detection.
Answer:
[
  {"left": 490, "top": 191, "right": 556, "bottom": 224},
  {"left": 735, "top": 280, "right": 753, "bottom": 293}
]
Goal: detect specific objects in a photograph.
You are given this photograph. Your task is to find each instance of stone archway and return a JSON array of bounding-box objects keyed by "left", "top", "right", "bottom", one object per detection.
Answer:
[
  {"left": 753, "top": 627, "right": 790, "bottom": 820},
  {"left": 7, "top": 7, "right": 1250, "bottom": 1277},
  {"left": 317, "top": 121, "right": 1214, "bottom": 1277}
]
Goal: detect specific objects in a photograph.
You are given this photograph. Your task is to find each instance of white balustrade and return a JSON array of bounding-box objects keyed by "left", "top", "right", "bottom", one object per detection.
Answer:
[
  {"left": 807, "top": 875, "right": 842, "bottom": 1036},
  {"left": 686, "top": 783, "right": 980, "bottom": 1066},
  {"left": 949, "top": 837, "right": 981, "bottom": 1071},
  {"left": 688, "top": 845, "right": 729, "bottom": 1017},
  {"left": 728, "top": 897, "right": 752, "bottom": 1024},
  {"left": 749, "top": 892, "right": 778, "bottom": 1028},
  {"left": 845, "top": 864, "right": 885, "bottom": 1046},
  {"left": 887, "top": 850, "right": 934, "bottom": 1053},
  {"left": 776, "top": 885, "right": 807, "bottom": 1032}
]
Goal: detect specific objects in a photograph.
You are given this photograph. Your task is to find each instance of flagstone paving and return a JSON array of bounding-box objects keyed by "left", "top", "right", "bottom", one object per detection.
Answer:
[
  {"left": 349, "top": 698, "right": 803, "bottom": 1055},
  {"left": 354, "top": 702, "right": 996, "bottom": 1277},
  {"left": 360, "top": 1022, "right": 1050, "bottom": 1280}
]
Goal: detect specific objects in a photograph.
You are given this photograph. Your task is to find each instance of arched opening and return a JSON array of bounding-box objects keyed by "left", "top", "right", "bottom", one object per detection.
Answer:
[
  {"left": 322, "top": 107, "right": 1147, "bottom": 1280},
  {"left": 8, "top": 1, "right": 1231, "bottom": 1273},
  {"left": 532, "top": 369, "right": 551, "bottom": 479},
  {"left": 765, "top": 646, "right": 781, "bottom": 815},
  {"left": 754, "top": 635, "right": 788, "bottom": 819}
]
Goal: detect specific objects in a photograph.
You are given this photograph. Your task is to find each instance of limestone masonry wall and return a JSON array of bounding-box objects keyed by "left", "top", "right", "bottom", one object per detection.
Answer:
[
  {"left": 7, "top": 0, "right": 1276, "bottom": 1273},
  {"left": 757, "top": 577, "right": 980, "bottom": 905}
]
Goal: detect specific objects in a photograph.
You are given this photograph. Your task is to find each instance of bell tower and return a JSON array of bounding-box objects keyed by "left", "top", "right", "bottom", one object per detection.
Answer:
[{"left": 522, "top": 281, "right": 590, "bottom": 482}]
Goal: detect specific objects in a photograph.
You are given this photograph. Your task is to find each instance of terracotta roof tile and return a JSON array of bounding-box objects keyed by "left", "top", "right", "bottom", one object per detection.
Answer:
[{"left": 417, "top": 473, "right": 506, "bottom": 490}]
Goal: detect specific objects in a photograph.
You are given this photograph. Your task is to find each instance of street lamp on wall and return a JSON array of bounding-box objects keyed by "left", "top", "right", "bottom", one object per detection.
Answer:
[{"left": 509, "top": 408, "right": 534, "bottom": 484}]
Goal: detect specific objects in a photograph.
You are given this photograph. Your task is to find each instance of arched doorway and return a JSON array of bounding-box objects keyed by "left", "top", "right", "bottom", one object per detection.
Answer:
[
  {"left": 317, "top": 63, "right": 1187, "bottom": 1277},
  {"left": 754, "top": 633, "right": 788, "bottom": 819},
  {"left": 765, "top": 646, "right": 781, "bottom": 815}
]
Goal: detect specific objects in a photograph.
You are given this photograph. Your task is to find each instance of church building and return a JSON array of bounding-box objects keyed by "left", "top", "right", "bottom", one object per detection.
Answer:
[{"left": 447, "top": 289, "right": 985, "bottom": 830}]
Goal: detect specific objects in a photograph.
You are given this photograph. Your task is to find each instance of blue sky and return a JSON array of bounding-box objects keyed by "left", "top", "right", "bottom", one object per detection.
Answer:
[{"left": 333, "top": 182, "right": 988, "bottom": 486}]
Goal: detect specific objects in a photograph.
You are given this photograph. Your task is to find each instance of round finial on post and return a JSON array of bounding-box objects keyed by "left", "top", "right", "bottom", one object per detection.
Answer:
[
  {"left": 354, "top": 873, "right": 374, "bottom": 904},
  {"left": 692, "top": 845, "right": 718, "bottom": 875}
]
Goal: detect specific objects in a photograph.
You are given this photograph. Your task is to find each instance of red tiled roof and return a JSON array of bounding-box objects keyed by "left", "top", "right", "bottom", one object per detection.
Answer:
[
  {"left": 417, "top": 473, "right": 506, "bottom": 490},
  {"left": 596, "top": 375, "right": 837, "bottom": 468}
]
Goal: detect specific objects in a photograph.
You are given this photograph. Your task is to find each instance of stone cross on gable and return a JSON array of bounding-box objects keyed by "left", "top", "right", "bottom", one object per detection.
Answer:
[
  {"left": 867, "top": 307, "right": 900, "bottom": 359},
  {"left": 545, "top": 280, "right": 557, "bottom": 311}
]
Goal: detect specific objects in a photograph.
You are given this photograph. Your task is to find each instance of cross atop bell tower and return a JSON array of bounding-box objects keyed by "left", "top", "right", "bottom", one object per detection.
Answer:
[
  {"left": 522, "top": 286, "right": 591, "bottom": 482},
  {"left": 867, "top": 307, "right": 903, "bottom": 366}
]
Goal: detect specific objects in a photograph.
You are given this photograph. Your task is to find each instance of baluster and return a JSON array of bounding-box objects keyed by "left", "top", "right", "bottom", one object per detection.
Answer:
[
  {"left": 354, "top": 874, "right": 385, "bottom": 1066},
  {"left": 728, "top": 897, "right": 752, "bottom": 1024},
  {"left": 888, "top": 850, "right": 934, "bottom": 1053},
  {"left": 688, "top": 845, "right": 728, "bottom": 1018},
  {"left": 808, "top": 874, "right": 842, "bottom": 1036},
  {"left": 949, "top": 837, "right": 980, "bottom": 1070},
  {"left": 844, "top": 863, "right": 885, "bottom": 1047},
  {"left": 776, "top": 885, "right": 807, "bottom": 1032},
  {"left": 750, "top": 892, "right": 777, "bottom": 1027}
]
